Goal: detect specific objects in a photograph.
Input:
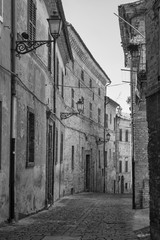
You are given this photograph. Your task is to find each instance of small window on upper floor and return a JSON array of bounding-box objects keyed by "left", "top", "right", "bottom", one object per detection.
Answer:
[
  {"left": 98, "top": 88, "right": 101, "bottom": 96},
  {"left": 0, "top": 0, "right": 3, "bottom": 22},
  {"left": 89, "top": 79, "right": 92, "bottom": 88},
  {"left": 81, "top": 70, "right": 84, "bottom": 81},
  {"left": 28, "top": 0, "right": 37, "bottom": 41}
]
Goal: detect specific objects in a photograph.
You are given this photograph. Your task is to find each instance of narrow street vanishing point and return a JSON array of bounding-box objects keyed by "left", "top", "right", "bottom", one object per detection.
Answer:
[{"left": 0, "top": 193, "right": 150, "bottom": 240}]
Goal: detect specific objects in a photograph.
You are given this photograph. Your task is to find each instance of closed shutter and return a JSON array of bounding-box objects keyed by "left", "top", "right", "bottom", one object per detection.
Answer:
[{"left": 28, "top": 0, "right": 36, "bottom": 41}]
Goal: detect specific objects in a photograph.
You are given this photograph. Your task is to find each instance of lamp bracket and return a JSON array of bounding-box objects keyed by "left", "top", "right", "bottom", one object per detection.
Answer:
[
  {"left": 15, "top": 40, "right": 54, "bottom": 55},
  {"left": 60, "top": 112, "right": 79, "bottom": 120}
]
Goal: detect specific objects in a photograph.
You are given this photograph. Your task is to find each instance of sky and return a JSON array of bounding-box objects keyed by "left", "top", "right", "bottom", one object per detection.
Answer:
[{"left": 61, "top": 0, "right": 135, "bottom": 113}]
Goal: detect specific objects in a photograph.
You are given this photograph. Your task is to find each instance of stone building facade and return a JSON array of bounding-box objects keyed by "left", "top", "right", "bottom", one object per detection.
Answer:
[
  {"left": 118, "top": 0, "right": 149, "bottom": 209},
  {"left": 105, "top": 97, "right": 119, "bottom": 193},
  {"left": 63, "top": 24, "right": 111, "bottom": 195},
  {"left": 0, "top": 0, "right": 11, "bottom": 223},
  {"left": 116, "top": 113, "right": 132, "bottom": 194},
  {"left": 145, "top": 0, "right": 160, "bottom": 239},
  {"left": 0, "top": 0, "right": 73, "bottom": 223}
]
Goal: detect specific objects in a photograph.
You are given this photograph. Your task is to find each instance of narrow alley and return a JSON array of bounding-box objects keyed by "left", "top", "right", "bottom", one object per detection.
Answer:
[{"left": 0, "top": 193, "right": 149, "bottom": 240}]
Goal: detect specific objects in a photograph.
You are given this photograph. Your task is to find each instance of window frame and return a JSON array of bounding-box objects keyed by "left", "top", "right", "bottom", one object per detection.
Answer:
[{"left": 28, "top": 0, "right": 37, "bottom": 41}]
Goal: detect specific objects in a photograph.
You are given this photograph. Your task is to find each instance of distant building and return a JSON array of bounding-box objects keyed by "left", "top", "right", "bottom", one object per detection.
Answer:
[
  {"left": 63, "top": 24, "right": 111, "bottom": 195},
  {"left": 105, "top": 97, "right": 119, "bottom": 193},
  {"left": 116, "top": 113, "right": 132, "bottom": 194}
]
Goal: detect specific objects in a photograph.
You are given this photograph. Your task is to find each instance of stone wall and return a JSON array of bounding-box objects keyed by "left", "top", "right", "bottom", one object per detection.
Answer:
[{"left": 146, "top": 0, "right": 160, "bottom": 238}]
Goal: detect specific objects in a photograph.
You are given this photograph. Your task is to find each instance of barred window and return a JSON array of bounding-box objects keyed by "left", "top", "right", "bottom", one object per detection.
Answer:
[
  {"left": 28, "top": 0, "right": 37, "bottom": 41},
  {"left": 26, "top": 107, "right": 35, "bottom": 167}
]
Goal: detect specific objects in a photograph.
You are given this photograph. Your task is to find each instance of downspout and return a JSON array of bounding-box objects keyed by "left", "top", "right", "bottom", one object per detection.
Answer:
[{"left": 9, "top": 0, "right": 17, "bottom": 222}]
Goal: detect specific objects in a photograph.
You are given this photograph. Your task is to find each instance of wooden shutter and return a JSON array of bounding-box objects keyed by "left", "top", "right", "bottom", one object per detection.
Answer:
[{"left": 28, "top": 0, "right": 36, "bottom": 41}]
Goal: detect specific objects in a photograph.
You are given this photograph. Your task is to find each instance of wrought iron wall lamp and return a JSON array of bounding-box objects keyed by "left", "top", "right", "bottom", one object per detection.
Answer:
[
  {"left": 96, "top": 132, "right": 110, "bottom": 145},
  {"left": 15, "top": 12, "right": 62, "bottom": 55},
  {"left": 60, "top": 97, "right": 84, "bottom": 120}
]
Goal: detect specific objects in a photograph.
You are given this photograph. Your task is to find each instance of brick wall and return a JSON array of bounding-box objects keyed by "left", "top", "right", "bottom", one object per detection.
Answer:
[{"left": 146, "top": 0, "right": 160, "bottom": 239}]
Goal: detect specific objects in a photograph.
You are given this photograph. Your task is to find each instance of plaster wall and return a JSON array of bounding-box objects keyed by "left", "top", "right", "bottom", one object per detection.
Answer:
[{"left": 0, "top": 0, "right": 11, "bottom": 223}]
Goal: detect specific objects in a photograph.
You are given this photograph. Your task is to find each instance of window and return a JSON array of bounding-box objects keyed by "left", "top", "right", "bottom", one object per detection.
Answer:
[
  {"left": 55, "top": 128, "right": 58, "bottom": 164},
  {"left": 89, "top": 79, "right": 92, "bottom": 88},
  {"left": 109, "top": 149, "right": 111, "bottom": 160},
  {"left": 57, "top": 58, "right": 59, "bottom": 89},
  {"left": 98, "top": 108, "right": 101, "bottom": 123},
  {"left": 78, "top": 80, "right": 81, "bottom": 88},
  {"left": 26, "top": 107, "right": 35, "bottom": 167},
  {"left": 125, "top": 183, "right": 128, "bottom": 190},
  {"left": 119, "top": 129, "right": 122, "bottom": 141},
  {"left": 99, "top": 150, "right": 101, "bottom": 168},
  {"left": 98, "top": 88, "right": 101, "bottom": 96},
  {"left": 71, "top": 146, "right": 74, "bottom": 170},
  {"left": 61, "top": 71, "right": 64, "bottom": 98},
  {"left": 114, "top": 117, "right": 116, "bottom": 130},
  {"left": 28, "top": 0, "right": 37, "bottom": 41},
  {"left": 81, "top": 70, "right": 84, "bottom": 81},
  {"left": 125, "top": 161, "right": 128, "bottom": 172},
  {"left": 60, "top": 133, "right": 63, "bottom": 163},
  {"left": 89, "top": 103, "right": 92, "bottom": 119},
  {"left": 105, "top": 114, "right": 108, "bottom": 128},
  {"left": 119, "top": 161, "right": 122, "bottom": 173},
  {"left": 71, "top": 89, "right": 74, "bottom": 108},
  {"left": 93, "top": 92, "right": 94, "bottom": 101},
  {"left": 125, "top": 130, "right": 129, "bottom": 142},
  {"left": 81, "top": 147, "right": 84, "bottom": 168},
  {"left": 48, "top": 34, "right": 52, "bottom": 73},
  {"left": 0, "top": 101, "right": 2, "bottom": 169},
  {"left": 110, "top": 114, "right": 112, "bottom": 124},
  {"left": 0, "top": 0, "right": 3, "bottom": 22}
]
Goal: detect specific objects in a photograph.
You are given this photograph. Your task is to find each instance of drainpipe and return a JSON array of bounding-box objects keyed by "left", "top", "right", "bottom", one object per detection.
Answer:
[{"left": 9, "top": 0, "right": 17, "bottom": 222}]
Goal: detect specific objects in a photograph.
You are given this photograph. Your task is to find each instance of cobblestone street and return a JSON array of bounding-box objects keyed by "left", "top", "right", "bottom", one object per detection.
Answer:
[{"left": 0, "top": 193, "right": 150, "bottom": 240}]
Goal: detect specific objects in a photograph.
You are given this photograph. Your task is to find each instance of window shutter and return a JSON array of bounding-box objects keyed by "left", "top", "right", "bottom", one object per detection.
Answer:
[{"left": 28, "top": 0, "right": 36, "bottom": 41}]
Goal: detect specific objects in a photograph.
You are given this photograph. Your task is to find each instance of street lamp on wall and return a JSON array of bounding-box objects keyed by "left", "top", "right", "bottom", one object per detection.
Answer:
[
  {"left": 96, "top": 132, "right": 110, "bottom": 145},
  {"left": 15, "top": 11, "right": 62, "bottom": 55},
  {"left": 60, "top": 97, "right": 84, "bottom": 120}
]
